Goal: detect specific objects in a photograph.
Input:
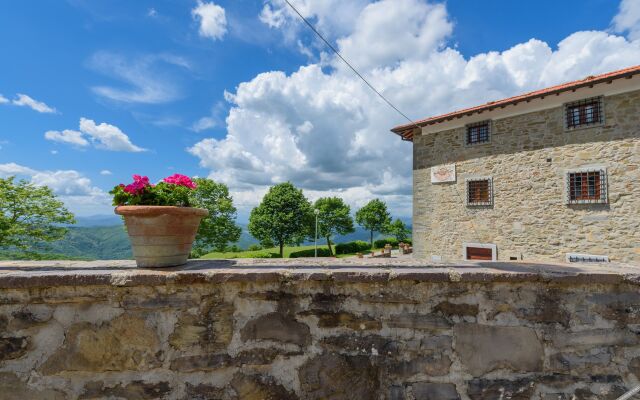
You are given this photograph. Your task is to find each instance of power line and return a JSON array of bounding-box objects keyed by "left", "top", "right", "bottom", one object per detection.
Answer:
[
  {"left": 283, "top": 0, "right": 419, "bottom": 128},
  {"left": 284, "top": 0, "right": 484, "bottom": 243}
]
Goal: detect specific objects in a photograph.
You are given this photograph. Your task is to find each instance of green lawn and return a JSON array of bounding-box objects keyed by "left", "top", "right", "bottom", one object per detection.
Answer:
[{"left": 200, "top": 244, "right": 373, "bottom": 259}]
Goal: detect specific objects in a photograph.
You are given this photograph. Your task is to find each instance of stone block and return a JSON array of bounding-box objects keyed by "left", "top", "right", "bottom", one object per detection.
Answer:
[
  {"left": 40, "top": 314, "right": 162, "bottom": 374},
  {"left": 550, "top": 329, "right": 639, "bottom": 349},
  {"left": 309, "top": 311, "right": 382, "bottom": 330},
  {"left": 230, "top": 373, "right": 297, "bottom": 400},
  {"left": 0, "top": 336, "right": 29, "bottom": 361},
  {"left": 467, "top": 379, "right": 536, "bottom": 400},
  {"left": 387, "top": 355, "right": 451, "bottom": 378},
  {"left": 79, "top": 380, "right": 171, "bottom": 400},
  {"left": 320, "top": 334, "right": 406, "bottom": 356},
  {"left": 454, "top": 323, "right": 543, "bottom": 376},
  {"left": 0, "top": 372, "right": 66, "bottom": 400},
  {"left": 411, "top": 382, "right": 460, "bottom": 400},
  {"left": 241, "top": 312, "right": 311, "bottom": 346},
  {"left": 169, "top": 298, "right": 234, "bottom": 351},
  {"left": 298, "top": 353, "right": 379, "bottom": 399},
  {"left": 433, "top": 302, "right": 478, "bottom": 317},
  {"left": 387, "top": 314, "right": 451, "bottom": 331}
]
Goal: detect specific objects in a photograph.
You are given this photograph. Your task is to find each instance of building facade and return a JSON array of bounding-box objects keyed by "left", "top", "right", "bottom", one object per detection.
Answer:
[{"left": 392, "top": 66, "right": 640, "bottom": 263}]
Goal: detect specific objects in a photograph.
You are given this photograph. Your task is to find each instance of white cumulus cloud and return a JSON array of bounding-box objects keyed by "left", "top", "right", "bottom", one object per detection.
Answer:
[
  {"left": 190, "top": 0, "right": 640, "bottom": 218},
  {"left": 0, "top": 163, "right": 111, "bottom": 216},
  {"left": 192, "top": 1, "right": 227, "bottom": 41},
  {"left": 0, "top": 94, "right": 8, "bottom": 104},
  {"left": 613, "top": 0, "right": 640, "bottom": 40},
  {"left": 79, "top": 118, "right": 146, "bottom": 152},
  {"left": 44, "top": 118, "right": 146, "bottom": 152},
  {"left": 100, "top": 169, "right": 112, "bottom": 175},
  {"left": 44, "top": 129, "right": 89, "bottom": 147},
  {"left": 0, "top": 162, "right": 37, "bottom": 177},
  {"left": 12, "top": 94, "right": 56, "bottom": 113}
]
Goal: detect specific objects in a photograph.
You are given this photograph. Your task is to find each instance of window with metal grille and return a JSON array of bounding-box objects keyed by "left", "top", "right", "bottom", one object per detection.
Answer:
[
  {"left": 466, "top": 121, "right": 490, "bottom": 145},
  {"left": 565, "top": 97, "right": 603, "bottom": 129},
  {"left": 566, "top": 169, "right": 607, "bottom": 204},
  {"left": 466, "top": 177, "right": 492, "bottom": 206}
]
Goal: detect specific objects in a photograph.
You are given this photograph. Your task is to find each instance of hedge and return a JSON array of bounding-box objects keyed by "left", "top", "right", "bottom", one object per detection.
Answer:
[
  {"left": 289, "top": 248, "right": 332, "bottom": 258},
  {"left": 374, "top": 237, "right": 399, "bottom": 249},
  {"left": 334, "top": 240, "right": 371, "bottom": 255}
]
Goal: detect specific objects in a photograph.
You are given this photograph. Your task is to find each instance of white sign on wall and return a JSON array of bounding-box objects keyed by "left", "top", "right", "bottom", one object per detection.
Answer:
[{"left": 431, "top": 164, "right": 456, "bottom": 183}]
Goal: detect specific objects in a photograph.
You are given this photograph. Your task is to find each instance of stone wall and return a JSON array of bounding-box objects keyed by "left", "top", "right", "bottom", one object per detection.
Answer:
[
  {"left": 412, "top": 89, "right": 640, "bottom": 263},
  {"left": 2, "top": 260, "right": 640, "bottom": 399}
]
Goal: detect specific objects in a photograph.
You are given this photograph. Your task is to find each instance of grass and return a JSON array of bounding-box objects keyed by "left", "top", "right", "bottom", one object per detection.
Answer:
[{"left": 200, "top": 244, "right": 374, "bottom": 259}]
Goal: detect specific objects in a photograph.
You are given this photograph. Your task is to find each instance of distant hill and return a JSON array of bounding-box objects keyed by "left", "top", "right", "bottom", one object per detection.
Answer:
[
  {"left": 28, "top": 225, "right": 132, "bottom": 260},
  {"left": 3, "top": 215, "right": 410, "bottom": 260}
]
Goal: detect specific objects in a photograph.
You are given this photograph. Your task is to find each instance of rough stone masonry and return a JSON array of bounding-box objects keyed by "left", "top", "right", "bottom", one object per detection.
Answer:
[{"left": 2, "top": 258, "right": 640, "bottom": 399}]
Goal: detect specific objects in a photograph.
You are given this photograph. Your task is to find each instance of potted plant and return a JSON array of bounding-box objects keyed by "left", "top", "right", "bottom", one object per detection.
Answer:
[{"left": 110, "top": 174, "right": 208, "bottom": 267}]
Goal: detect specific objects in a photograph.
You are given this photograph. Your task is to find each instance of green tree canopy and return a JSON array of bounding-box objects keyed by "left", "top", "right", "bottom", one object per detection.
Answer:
[
  {"left": 0, "top": 177, "right": 75, "bottom": 249},
  {"left": 355, "top": 198, "right": 391, "bottom": 247},
  {"left": 189, "top": 178, "right": 242, "bottom": 253},
  {"left": 386, "top": 218, "right": 411, "bottom": 242},
  {"left": 248, "top": 182, "right": 312, "bottom": 257},
  {"left": 313, "top": 197, "right": 355, "bottom": 256}
]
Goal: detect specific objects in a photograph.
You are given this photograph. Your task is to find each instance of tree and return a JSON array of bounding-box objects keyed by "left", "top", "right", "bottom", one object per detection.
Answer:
[
  {"left": 355, "top": 199, "right": 391, "bottom": 248},
  {"left": 0, "top": 177, "right": 75, "bottom": 249},
  {"left": 386, "top": 218, "right": 411, "bottom": 242},
  {"left": 248, "top": 182, "right": 313, "bottom": 257},
  {"left": 313, "top": 197, "right": 354, "bottom": 256},
  {"left": 189, "top": 178, "right": 242, "bottom": 253}
]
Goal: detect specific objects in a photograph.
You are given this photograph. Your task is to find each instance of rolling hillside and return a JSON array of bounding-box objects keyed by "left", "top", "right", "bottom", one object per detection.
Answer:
[{"left": 0, "top": 215, "right": 410, "bottom": 260}]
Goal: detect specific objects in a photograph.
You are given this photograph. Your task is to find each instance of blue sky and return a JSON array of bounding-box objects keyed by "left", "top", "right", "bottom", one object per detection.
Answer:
[{"left": 1, "top": 0, "right": 639, "bottom": 220}]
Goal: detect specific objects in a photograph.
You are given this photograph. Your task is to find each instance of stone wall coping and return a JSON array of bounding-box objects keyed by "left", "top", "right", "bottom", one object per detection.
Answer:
[{"left": 0, "top": 258, "right": 639, "bottom": 289}]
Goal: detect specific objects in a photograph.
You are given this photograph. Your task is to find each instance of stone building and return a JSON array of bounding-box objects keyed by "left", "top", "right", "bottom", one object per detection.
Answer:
[{"left": 391, "top": 65, "right": 640, "bottom": 263}]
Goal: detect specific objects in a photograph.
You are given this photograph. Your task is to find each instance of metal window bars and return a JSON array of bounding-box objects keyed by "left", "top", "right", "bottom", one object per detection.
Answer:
[
  {"left": 466, "top": 121, "right": 490, "bottom": 145},
  {"left": 566, "top": 169, "right": 607, "bottom": 205},
  {"left": 466, "top": 178, "right": 493, "bottom": 206},
  {"left": 565, "top": 96, "right": 603, "bottom": 129}
]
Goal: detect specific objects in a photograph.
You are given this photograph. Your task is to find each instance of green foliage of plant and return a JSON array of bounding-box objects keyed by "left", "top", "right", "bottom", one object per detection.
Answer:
[
  {"left": 0, "top": 177, "right": 75, "bottom": 249},
  {"left": 313, "top": 197, "right": 355, "bottom": 256},
  {"left": 355, "top": 199, "right": 391, "bottom": 247},
  {"left": 189, "top": 178, "right": 242, "bottom": 253},
  {"left": 247, "top": 244, "right": 262, "bottom": 251},
  {"left": 334, "top": 240, "right": 371, "bottom": 255},
  {"left": 384, "top": 218, "right": 411, "bottom": 242},
  {"left": 110, "top": 181, "right": 193, "bottom": 207},
  {"left": 374, "top": 237, "right": 399, "bottom": 249},
  {"left": 289, "top": 248, "right": 332, "bottom": 258},
  {"left": 248, "top": 182, "right": 313, "bottom": 258}
]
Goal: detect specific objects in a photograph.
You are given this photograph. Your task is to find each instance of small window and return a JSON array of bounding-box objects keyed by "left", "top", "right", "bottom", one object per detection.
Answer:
[
  {"left": 463, "top": 243, "right": 497, "bottom": 261},
  {"left": 565, "top": 97, "right": 603, "bottom": 129},
  {"left": 566, "top": 169, "right": 607, "bottom": 204},
  {"left": 466, "top": 177, "right": 493, "bottom": 206},
  {"left": 466, "top": 121, "right": 490, "bottom": 145}
]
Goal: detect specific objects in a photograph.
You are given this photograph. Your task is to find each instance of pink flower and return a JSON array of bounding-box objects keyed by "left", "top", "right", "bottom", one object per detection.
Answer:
[
  {"left": 163, "top": 174, "right": 196, "bottom": 189},
  {"left": 123, "top": 174, "right": 151, "bottom": 195}
]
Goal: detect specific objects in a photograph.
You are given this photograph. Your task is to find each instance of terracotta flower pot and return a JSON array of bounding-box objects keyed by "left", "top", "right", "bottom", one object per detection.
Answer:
[{"left": 115, "top": 206, "right": 209, "bottom": 268}]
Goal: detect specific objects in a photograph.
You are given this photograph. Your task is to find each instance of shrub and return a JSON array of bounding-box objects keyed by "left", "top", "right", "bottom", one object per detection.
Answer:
[
  {"left": 334, "top": 240, "right": 371, "bottom": 255},
  {"left": 253, "top": 251, "right": 276, "bottom": 258},
  {"left": 289, "top": 248, "right": 332, "bottom": 258},
  {"left": 402, "top": 239, "right": 412, "bottom": 246},
  {"left": 247, "top": 244, "right": 262, "bottom": 251},
  {"left": 374, "top": 237, "right": 399, "bottom": 249}
]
